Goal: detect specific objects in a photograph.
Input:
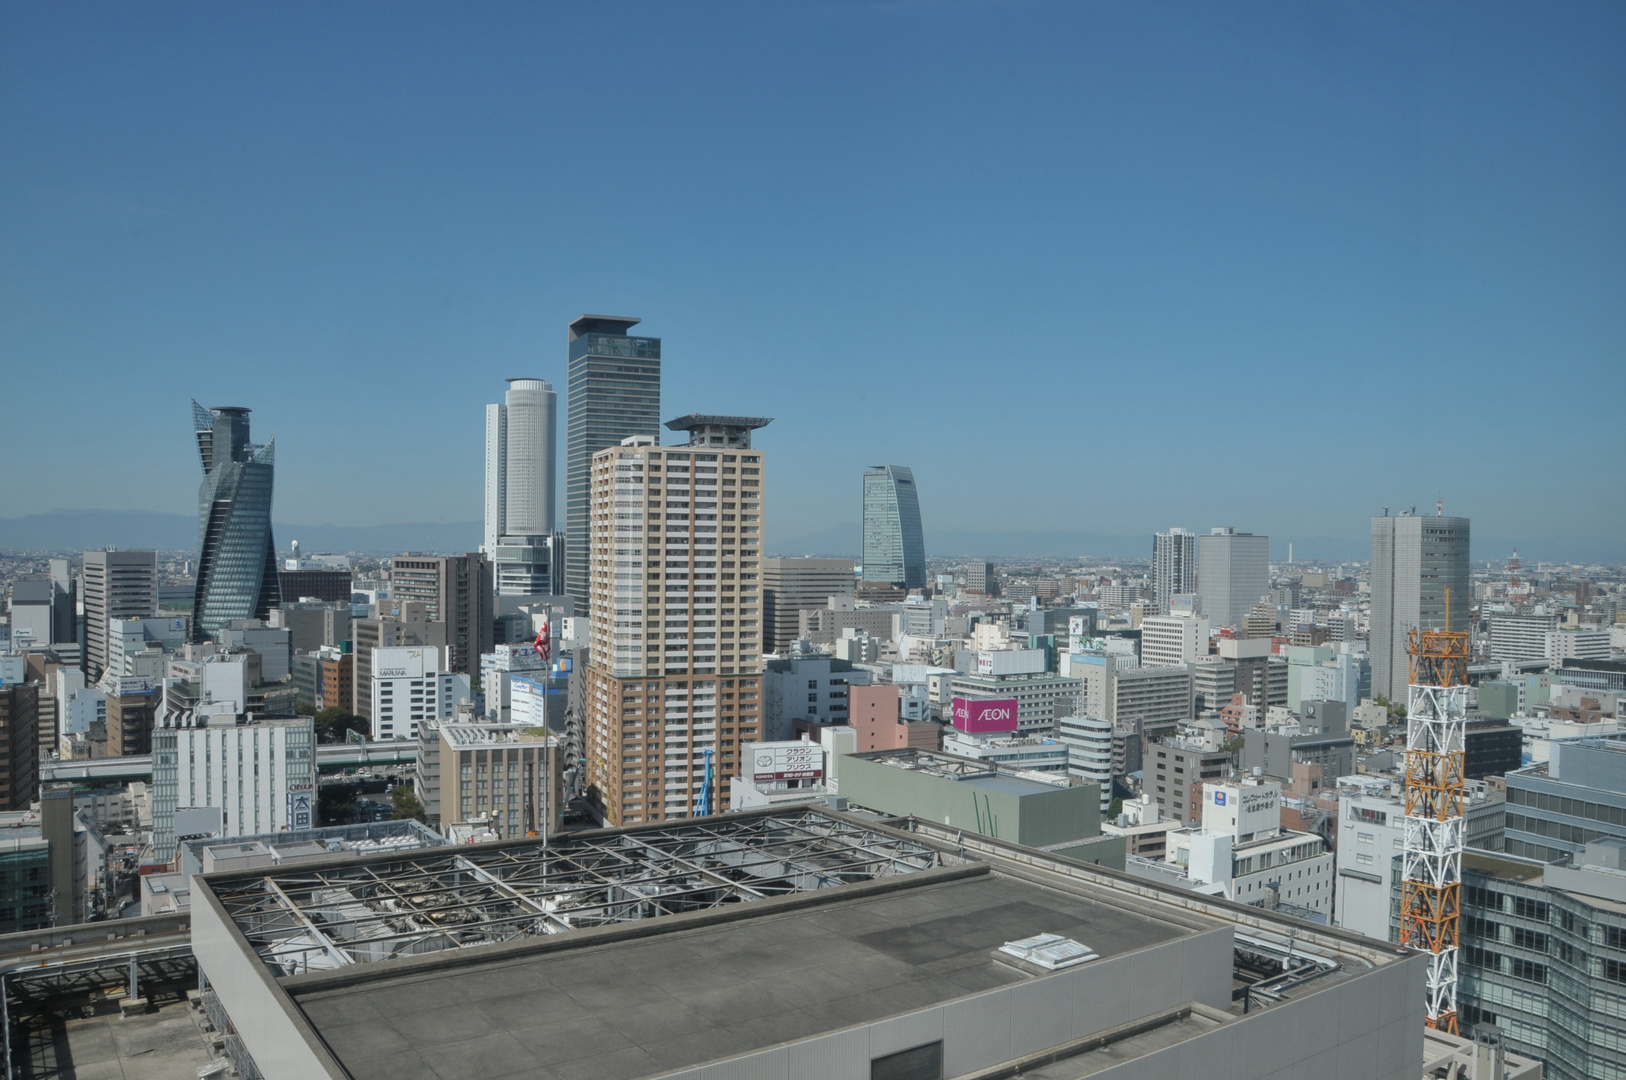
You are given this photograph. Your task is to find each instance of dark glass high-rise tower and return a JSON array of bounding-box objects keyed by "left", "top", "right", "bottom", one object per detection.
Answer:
[
  {"left": 190, "top": 401, "right": 281, "bottom": 642},
  {"left": 1370, "top": 512, "right": 1471, "bottom": 703},
  {"left": 565, "top": 316, "right": 661, "bottom": 612},
  {"left": 862, "top": 465, "right": 925, "bottom": 590}
]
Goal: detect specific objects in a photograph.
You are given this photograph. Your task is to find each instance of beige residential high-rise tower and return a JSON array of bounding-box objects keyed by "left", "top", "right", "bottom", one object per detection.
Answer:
[{"left": 585, "top": 415, "right": 769, "bottom": 826}]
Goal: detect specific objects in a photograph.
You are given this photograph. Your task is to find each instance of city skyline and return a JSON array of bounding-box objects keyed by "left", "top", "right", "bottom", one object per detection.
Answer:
[
  {"left": 2, "top": 5, "right": 1622, "bottom": 559},
  {"left": 4, "top": 8, "right": 1623, "bottom": 1077}
]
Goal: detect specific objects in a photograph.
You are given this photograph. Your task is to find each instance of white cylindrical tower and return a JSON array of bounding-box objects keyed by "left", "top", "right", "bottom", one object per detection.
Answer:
[{"left": 503, "top": 378, "right": 557, "bottom": 535}]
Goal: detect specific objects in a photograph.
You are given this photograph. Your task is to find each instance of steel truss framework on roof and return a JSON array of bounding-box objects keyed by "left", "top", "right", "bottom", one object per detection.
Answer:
[{"left": 213, "top": 811, "right": 955, "bottom": 976}]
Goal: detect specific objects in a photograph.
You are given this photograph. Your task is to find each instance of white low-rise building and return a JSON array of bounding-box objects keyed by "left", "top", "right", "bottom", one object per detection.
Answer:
[
  {"left": 941, "top": 730, "right": 1072, "bottom": 780},
  {"left": 1102, "top": 794, "right": 1184, "bottom": 860},
  {"left": 1139, "top": 614, "right": 1210, "bottom": 668},
  {"left": 729, "top": 737, "right": 832, "bottom": 811},
  {"left": 371, "top": 645, "right": 469, "bottom": 740},
  {"left": 151, "top": 714, "right": 317, "bottom": 859},
  {"left": 1334, "top": 785, "right": 1407, "bottom": 942},
  {"left": 1056, "top": 715, "right": 1113, "bottom": 812},
  {"left": 1138, "top": 779, "right": 1334, "bottom": 922},
  {"left": 479, "top": 643, "right": 547, "bottom": 723}
]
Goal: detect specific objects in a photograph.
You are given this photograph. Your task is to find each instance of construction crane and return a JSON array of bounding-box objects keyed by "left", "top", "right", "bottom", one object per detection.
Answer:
[{"left": 1401, "top": 588, "right": 1469, "bottom": 1034}]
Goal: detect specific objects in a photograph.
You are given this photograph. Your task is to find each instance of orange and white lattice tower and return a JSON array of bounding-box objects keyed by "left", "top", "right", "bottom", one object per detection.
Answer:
[{"left": 1400, "top": 588, "right": 1469, "bottom": 1034}]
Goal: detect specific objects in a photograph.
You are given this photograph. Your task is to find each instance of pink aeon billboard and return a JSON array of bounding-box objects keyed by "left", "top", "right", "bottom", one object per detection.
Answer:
[{"left": 952, "top": 697, "right": 1019, "bottom": 733}]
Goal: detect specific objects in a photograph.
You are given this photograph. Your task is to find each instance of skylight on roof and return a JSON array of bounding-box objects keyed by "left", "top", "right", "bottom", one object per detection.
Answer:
[{"left": 998, "top": 933, "right": 1099, "bottom": 970}]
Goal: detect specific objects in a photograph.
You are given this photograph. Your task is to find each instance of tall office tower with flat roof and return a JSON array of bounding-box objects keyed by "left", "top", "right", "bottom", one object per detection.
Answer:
[
  {"left": 1153, "top": 528, "right": 1197, "bottom": 614},
  {"left": 861, "top": 465, "right": 925, "bottom": 591},
  {"left": 584, "top": 415, "right": 768, "bottom": 826},
  {"left": 762, "top": 557, "right": 855, "bottom": 653},
  {"left": 189, "top": 401, "right": 281, "bottom": 642},
  {"left": 1371, "top": 510, "right": 1471, "bottom": 703},
  {"left": 389, "top": 554, "right": 493, "bottom": 675},
  {"left": 565, "top": 316, "right": 661, "bottom": 614},
  {"left": 82, "top": 549, "right": 157, "bottom": 682},
  {"left": 1196, "top": 527, "right": 1270, "bottom": 631}
]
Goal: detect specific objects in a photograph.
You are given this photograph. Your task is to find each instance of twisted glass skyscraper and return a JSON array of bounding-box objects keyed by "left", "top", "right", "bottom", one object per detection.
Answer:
[
  {"left": 190, "top": 401, "right": 280, "bottom": 642},
  {"left": 861, "top": 465, "right": 925, "bottom": 590}
]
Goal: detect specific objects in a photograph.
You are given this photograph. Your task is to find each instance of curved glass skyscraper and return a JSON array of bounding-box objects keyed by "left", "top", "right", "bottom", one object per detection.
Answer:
[
  {"left": 862, "top": 465, "right": 925, "bottom": 590},
  {"left": 190, "top": 401, "right": 281, "bottom": 642}
]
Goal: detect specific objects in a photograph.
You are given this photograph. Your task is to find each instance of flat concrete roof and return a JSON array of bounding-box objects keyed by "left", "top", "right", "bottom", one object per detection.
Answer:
[
  {"left": 193, "top": 808, "right": 1414, "bottom": 1080},
  {"left": 14, "top": 998, "right": 218, "bottom": 1080},
  {"left": 965, "top": 773, "right": 1064, "bottom": 797},
  {"left": 291, "top": 867, "right": 1197, "bottom": 1080}
]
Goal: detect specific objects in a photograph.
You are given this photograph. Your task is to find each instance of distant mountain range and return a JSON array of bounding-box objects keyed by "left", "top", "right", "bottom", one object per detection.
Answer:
[
  {"left": 5, "top": 510, "right": 1618, "bottom": 564},
  {"left": 0, "top": 510, "right": 481, "bottom": 555}
]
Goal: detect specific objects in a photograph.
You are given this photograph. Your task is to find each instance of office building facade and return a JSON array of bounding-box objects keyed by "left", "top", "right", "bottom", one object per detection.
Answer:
[
  {"left": 1452, "top": 845, "right": 1626, "bottom": 1080},
  {"left": 277, "top": 568, "right": 352, "bottom": 605},
  {"left": 964, "top": 560, "right": 997, "bottom": 597},
  {"left": 7, "top": 570, "right": 72, "bottom": 652},
  {"left": 584, "top": 418, "right": 766, "bottom": 825},
  {"left": 861, "top": 465, "right": 925, "bottom": 591},
  {"left": 1196, "top": 527, "right": 1270, "bottom": 630},
  {"left": 1489, "top": 614, "right": 1559, "bottom": 664},
  {"left": 432, "top": 723, "right": 562, "bottom": 840},
  {"left": 1146, "top": 739, "right": 1230, "bottom": 824},
  {"left": 82, "top": 549, "right": 157, "bottom": 682},
  {"left": 1069, "top": 651, "right": 1195, "bottom": 733},
  {"left": 1336, "top": 788, "right": 1408, "bottom": 942},
  {"left": 564, "top": 316, "right": 661, "bottom": 612},
  {"left": 1140, "top": 613, "right": 1210, "bottom": 668},
  {"left": 1057, "top": 714, "right": 1114, "bottom": 812},
  {"left": 0, "top": 684, "right": 40, "bottom": 811},
  {"left": 389, "top": 554, "right": 493, "bottom": 674},
  {"left": 1503, "top": 736, "right": 1626, "bottom": 864},
  {"left": 1153, "top": 528, "right": 1197, "bottom": 614},
  {"left": 761, "top": 654, "right": 861, "bottom": 739},
  {"left": 1370, "top": 513, "right": 1471, "bottom": 703},
  {"left": 761, "top": 557, "right": 854, "bottom": 652},
  {"left": 190, "top": 402, "right": 281, "bottom": 641},
  {"left": 151, "top": 715, "right": 316, "bottom": 859},
  {"left": 370, "top": 646, "right": 467, "bottom": 742},
  {"left": 948, "top": 671, "right": 1082, "bottom": 737}
]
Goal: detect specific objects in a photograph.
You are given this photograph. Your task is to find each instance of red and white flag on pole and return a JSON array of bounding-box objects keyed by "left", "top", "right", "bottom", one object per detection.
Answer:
[{"left": 534, "top": 619, "right": 551, "bottom": 665}]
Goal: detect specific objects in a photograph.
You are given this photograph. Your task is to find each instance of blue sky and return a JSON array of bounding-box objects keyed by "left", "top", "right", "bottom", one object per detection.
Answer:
[{"left": 3, "top": 2, "right": 1622, "bottom": 557}]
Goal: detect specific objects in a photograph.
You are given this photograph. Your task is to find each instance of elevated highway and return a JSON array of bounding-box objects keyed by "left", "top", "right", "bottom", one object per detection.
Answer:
[{"left": 40, "top": 741, "right": 418, "bottom": 785}]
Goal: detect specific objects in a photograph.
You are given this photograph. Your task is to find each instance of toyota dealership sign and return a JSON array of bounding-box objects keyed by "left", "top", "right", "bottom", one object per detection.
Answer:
[
  {"left": 752, "top": 741, "right": 823, "bottom": 782},
  {"left": 952, "top": 697, "right": 1019, "bottom": 733}
]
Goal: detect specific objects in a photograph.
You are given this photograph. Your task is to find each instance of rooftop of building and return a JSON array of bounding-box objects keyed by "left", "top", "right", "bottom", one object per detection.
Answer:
[
  {"left": 952, "top": 670, "right": 1081, "bottom": 684},
  {"left": 567, "top": 313, "right": 642, "bottom": 339},
  {"left": 192, "top": 806, "right": 1406, "bottom": 1080},
  {"left": 851, "top": 747, "right": 1068, "bottom": 792},
  {"left": 438, "top": 723, "right": 556, "bottom": 749},
  {"left": 1462, "top": 850, "right": 1547, "bottom": 885},
  {"left": 291, "top": 865, "right": 1197, "bottom": 1080},
  {"left": 662, "top": 414, "right": 773, "bottom": 432},
  {"left": 179, "top": 819, "right": 446, "bottom": 876}
]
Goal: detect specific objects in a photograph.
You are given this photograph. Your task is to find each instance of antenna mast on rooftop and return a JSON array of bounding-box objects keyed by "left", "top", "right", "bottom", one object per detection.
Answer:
[{"left": 1400, "top": 587, "right": 1469, "bottom": 1034}]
